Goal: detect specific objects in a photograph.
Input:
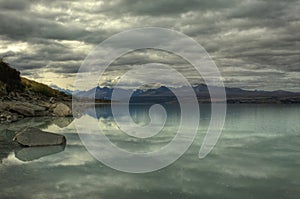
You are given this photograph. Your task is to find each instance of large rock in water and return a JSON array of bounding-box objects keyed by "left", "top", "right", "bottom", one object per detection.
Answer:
[
  {"left": 53, "top": 103, "right": 72, "bottom": 117},
  {"left": 13, "top": 127, "right": 66, "bottom": 147}
]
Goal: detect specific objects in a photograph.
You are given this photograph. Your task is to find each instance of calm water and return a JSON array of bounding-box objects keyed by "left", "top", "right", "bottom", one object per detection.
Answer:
[{"left": 0, "top": 104, "right": 299, "bottom": 199}]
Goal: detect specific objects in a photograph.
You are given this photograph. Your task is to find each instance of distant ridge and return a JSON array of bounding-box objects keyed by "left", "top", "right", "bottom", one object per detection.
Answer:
[
  {"left": 49, "top": 84, "right": 73, "bottom": 95},
  {"left": 74, "top": 84, "right": 300, "bottom": 104}
]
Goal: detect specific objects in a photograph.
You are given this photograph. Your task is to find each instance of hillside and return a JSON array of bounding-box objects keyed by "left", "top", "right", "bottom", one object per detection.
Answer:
[
  {"left": 0, "top": 59, "right": 72, "bottom": 122},
  {"left": 0, "top": 59, "right": 68, "bottom": 99},
  {"left": 0, "top": 58, "right": 24, "bottom": 94}
]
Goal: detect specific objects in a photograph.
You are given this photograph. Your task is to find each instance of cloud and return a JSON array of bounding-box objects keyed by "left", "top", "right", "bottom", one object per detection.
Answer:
[
  {"left": 0, "top": 0, "right": 298, "bottom": 91},
  {"left": 99, "top": 0, "right": 238, "bottom": 16},
  {"left": 0, "top": 0, "right": 31, "bottom": 11}
]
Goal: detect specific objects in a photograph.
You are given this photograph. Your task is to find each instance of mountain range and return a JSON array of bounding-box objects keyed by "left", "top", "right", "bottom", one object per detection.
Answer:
[{"left": 73, "top": 84, "right": 300, "bottom": 104}]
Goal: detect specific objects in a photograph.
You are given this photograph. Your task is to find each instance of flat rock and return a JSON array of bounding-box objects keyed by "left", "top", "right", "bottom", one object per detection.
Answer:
[
  {"left": 9, "top": 102, "right": 47, "bottom": 117},
  {"left": 13, "top": 127, "right": 66, "bottom": 147},
  {"left": 0, "top": 102, "right": 9, "bottom": 111}
]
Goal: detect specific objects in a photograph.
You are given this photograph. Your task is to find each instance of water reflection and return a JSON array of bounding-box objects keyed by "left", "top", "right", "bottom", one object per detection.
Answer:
[
  {"left": 0, "top": 104, "right": 299, "bottom": 199},
  {"left": 15, "top": 145, "right": 66, "bottom": 162}
]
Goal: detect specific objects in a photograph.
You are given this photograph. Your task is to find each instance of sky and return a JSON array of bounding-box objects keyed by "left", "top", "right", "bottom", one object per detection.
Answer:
[{"left": 0, "top": 0, "right": 299, "bottom": 91}]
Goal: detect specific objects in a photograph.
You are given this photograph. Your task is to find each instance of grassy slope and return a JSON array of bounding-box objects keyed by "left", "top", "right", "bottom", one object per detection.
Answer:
[
  {"left": 0, "top": 59, "right": 68, "bottom": 99},
  {"left": 20, "top": 77, "right": 67, "bottom": 98}
]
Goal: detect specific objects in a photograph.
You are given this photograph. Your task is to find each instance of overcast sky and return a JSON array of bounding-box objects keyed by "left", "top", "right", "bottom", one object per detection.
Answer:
[{"left": 0, "top": 0, "right": 299, "bottom": 91}]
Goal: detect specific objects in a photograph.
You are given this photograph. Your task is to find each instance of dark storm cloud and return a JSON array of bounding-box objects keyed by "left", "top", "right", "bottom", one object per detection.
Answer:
[
  {"left": 47, "top": 61, "right": 81, "bottom": 74},
  {"left": 0, "top": 0, "right": 31, "bottom": 11},
  {"left": 0, "top": 12, "right": 89, "bottom": 41},
  {"left": 4, "top": 38, "right": 86, "bottom": 72},
  {"left": 0, "top": 0, "right": 298, "bottom": 90},
  {"left": 99, "top": 0, "right": 238, "bottom": 16},
  {"left": 229, "top": 0, "right": 299, "bottom": 20},
  {"left": 111, "top": 49, "right": 188, "bottom": 67}
]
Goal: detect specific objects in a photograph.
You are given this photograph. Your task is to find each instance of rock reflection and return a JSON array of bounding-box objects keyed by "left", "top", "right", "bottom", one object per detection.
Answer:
[
  {"left": 52, "top": 117, "right": 74, "bottom": 128},
  {"left": 15, "top": 145, "right": 66, "bottom": 162}
]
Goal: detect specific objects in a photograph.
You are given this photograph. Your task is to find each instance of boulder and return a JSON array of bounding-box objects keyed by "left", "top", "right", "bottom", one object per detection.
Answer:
[
  {"left": 49, "top": 97, "right": 56, "bottom": 104},
  {"left": 13, "top": 127, "right": 66, "bottom": 147},
  {"left": 9, "top": 102, "right": 47, "bottom": 117},
  {"left": 53, "top": 103, "right": 72, "bottom": 117},
  {"left": 0, "top": 102, "right": 9, "bottom": 111},
  {"left": 0, "top": 111, "right": 19, "bottom": 122},
  {"left": 37, "top": 101, "right": 52, "bottom": 109}
]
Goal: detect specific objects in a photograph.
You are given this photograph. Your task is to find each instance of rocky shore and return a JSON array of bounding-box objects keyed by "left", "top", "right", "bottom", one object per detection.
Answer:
[
  {"left": 0, "top": 60, "right": 73, "bottom": 151},
  {"left": 0, "top": 97, "right": 72, "bottom": 123},
  {"left": 0, "top": 59, "right": 73, "bottom": 123}
]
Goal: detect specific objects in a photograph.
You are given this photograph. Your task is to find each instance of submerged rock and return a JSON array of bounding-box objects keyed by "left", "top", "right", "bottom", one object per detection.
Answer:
[{"left": 13, "top": 127, "right": 66, "bottom": 147}]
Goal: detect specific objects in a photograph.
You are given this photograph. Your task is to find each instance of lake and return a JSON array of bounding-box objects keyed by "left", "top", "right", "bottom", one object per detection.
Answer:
[{"left": 0, "top": 104, "right": 299, "bottom": 199}]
